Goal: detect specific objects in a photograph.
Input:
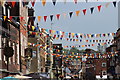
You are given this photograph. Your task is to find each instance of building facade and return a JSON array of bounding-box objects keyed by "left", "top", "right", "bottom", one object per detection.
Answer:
[{"left": 0, "top": 1, "right": 29, "bottom": 78}]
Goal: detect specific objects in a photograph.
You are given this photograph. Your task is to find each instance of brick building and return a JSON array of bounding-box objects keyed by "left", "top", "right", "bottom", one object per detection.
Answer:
[{"left": 0, "top": 1, "right": 29, "bottom": 78}]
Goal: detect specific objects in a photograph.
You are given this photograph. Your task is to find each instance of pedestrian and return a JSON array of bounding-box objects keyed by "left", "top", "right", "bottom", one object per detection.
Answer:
[{"left": 115, "top": 63, "right": 120, "bottom": 79}]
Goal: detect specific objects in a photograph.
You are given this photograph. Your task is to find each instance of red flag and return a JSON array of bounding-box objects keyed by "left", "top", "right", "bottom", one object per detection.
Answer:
[
  {"left": 49, "top": 30, "right": 52, "bottom": 33},
  {"left": 92, "top": 44, "right": 94, "bottom": 46},
  {"left": 9, "top": 16, "right": 12, "bottom": 20},
  {"left": 11, "top": 1, "right": 16, "bottom": 7},
  {"left": 66, "top": 38, "right": 68, "bottom": 41},
  {"left": 56, "top": 14, "right": 60, "bottom": 20},
  {"left": 44, "top": 16, "right": 47, "bottom": 22},
  {"left": 83, "top": 9, "right": 86, "bottom": 15},
  {"left": 31, "top": 0, "right": 36, "bottom": 7},
  {"left": 20, "top": 17, "right": 24, "bottom": 21},
  {"left": 53, "top": 35, "right": 56, "bottom": 39},
  {"left": 97, "top": 5, "right": 102, "bottom": 12}
]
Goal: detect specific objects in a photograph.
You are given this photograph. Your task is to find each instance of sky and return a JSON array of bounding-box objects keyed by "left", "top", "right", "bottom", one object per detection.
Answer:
[{"left": 28, "top": 0, "right": 118, "bottom": 51}]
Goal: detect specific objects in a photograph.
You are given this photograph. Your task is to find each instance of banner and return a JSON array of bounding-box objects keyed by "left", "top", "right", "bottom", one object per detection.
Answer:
[{"left": 7, "top": 2, "right": 117, "bottom": 22}]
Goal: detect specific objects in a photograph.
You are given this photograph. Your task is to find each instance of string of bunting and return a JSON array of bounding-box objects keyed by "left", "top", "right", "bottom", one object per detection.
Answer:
[
  {"left": 28, "top": 42, "right": 108, "bottom": 48},
  {"left": 4, "top": 1, "right": 117, "bottom": 22},
  {"left": 0, "top": 17, "right": 114, "bottom": 45},
  {"left": 28, "top": 0, "right": 117, "bottom": 7},
  {"left": 63, "top": 42, "right": 110, "bottom": 48},
  {"left": 28, "top": 30, "right": 114, "bottom": 43},
  {"left": 28, "top": 42, "right": 118, "bottom": 61},
  {"left": 0, "top": 17, "right": 115, "bottom": 41},
  {"left": 4, "top": 0, "right": 105, "bottom": 8},
  {"left": 44, "top": 51, "right": 118, "bottom": 61},
  {"left": 53, "top": 37, "right": 113, "bottom": 43},
  {"left": 28, "top": 26, "right": 115, "bottom": 38}
]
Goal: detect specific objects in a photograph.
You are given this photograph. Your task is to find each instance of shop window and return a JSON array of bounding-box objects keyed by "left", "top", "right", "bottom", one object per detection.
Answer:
[{"left": 102, "top": 62, "right": 106, "bottom": 67}]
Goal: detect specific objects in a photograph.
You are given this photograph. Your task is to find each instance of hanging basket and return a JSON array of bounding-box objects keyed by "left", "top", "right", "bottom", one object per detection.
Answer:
[{"left": 4, "top": 47, "right": 14, "bottom": 57}]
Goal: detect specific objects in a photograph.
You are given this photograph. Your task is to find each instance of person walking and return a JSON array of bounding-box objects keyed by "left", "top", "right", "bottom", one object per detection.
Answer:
[{"left": 115, "top": 63, "right": 120, "bottom": 79}]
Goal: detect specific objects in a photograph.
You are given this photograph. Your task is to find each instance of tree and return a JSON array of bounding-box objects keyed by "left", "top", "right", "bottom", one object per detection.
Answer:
[{"left": 69, "top": 47, "right": 80, "bottom": 53}]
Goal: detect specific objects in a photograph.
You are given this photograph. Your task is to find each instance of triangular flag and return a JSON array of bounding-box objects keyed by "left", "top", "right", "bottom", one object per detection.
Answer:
[
  {"left": 44, "top": 16, "right": 47, "bottom": 22},
  {"left": 11, "top": 1, "right": 16, "bottom": 7},
  {"left": 9, "top": 16, "right": 13, "bottom": 20},
  {"left": 31, "top": 0, "right": 36, "bottom": 7},
  {"left": 105, "top": 2, "right": 110, "bottom": 8},
  {"left": 32, "top": 26, "right": 35, "bottom": 31},
  {"left": 97, "top": 5, "right": 102, "bottom": 12},
  {"left": 38, "top": 16, "right": 41, "bottom": 22},
  {"left": 52, "top": 0, "right": 56, "bottom": 6},
  {"left": 20, "top": 17, "right": 24, "bottom": 21},
  {"left": 113, "top": 1, "right": 117, "bottom": 7},
  {"left": 69, "top": 12, "right": 73, "bottom": 18},
  {"left": 63, "top": 13, "right": 66, "bottom": 18},
  {"left": 50, "top": 15, "right": 53, "bottom": 21},
  {"left": 56, "top": 14, "right": 60, "bottom": 20},
  {"left": 3, "top": 16, "right": 7, "bottom": 21},
  {"left": 42, "top": 0, "right": 46, "bottom": 6},
  {"left": 90, "top": 7, "right": 94, "bottom": 14},
  {"left": 83, "top": 9, "right": 86, "bottom": 15},
  {"left": 74, "top": 0, "right": 77, "bottom": 4},
  {"left": 76, "top": 11, "right": 80, "bottom": 16}
]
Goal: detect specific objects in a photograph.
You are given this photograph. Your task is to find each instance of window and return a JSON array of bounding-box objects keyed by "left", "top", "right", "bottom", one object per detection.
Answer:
[
  {"left": 102, "top": 62, "right": 106, "bottom": 67},
  {"left": 102, "top": 70, "right": 107, "bottom": 75}
]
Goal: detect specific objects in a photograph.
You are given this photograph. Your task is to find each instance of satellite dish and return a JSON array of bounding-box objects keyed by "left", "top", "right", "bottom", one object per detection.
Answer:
[{"left": 4, "top": 47, "right": 14, "bottom": 57}]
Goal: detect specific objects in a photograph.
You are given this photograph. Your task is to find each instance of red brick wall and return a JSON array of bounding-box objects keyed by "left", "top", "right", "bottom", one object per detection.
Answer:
[{"left": 94, "top": 58, "right": 107, "bottom": 75}]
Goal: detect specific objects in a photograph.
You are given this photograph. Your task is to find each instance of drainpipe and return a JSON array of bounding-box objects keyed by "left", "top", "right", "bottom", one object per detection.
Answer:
[{"left": 19, "top": 24, "right": 22, "bottom": 72}]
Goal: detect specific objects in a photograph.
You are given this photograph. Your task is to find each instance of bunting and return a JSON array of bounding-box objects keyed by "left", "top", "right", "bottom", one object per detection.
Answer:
[
  {"left": 7, "top": 2, "right": 116, "bottom": 22},
  {"left": 31, "top": 0, "right": 36, "bottom": 7},
  {"left": 50, "top": 15, "right": 54, "bottom": 21},
  {"left": 83, "top": 9, "right": 86, "bottom": 15},
  {"left": 69, "top": 12, "right": 73, "bottom": 18},
  {"left": 44, "top": 51, "right": 117, "bottom": 60},
  {"left": 11, "top": 1, "right": 16, "bottom": 7},
  {"left": 56, "top": 14, "right": 60, "bottom": 20},
  {"left": 28, "top": 0, "right": 118, "bottom": 7},
  {"left": 38, "top": 16, "right": 41, "bottom": 22},
  {"left": 20, "top": 17, "right": 24, "bottom": 21},
  {"left": 90, "top": 7, "right": 94, "bottom": 14},
  {"left": 113, "top": 1, "right": 117, "bottom": 7},
  {"left": 44, "top": 16, "right": 47, "bottom": 22},
  {"left": 3, "top": 16, "right": 7, "bottom": 21},
  {"left": 9, "top": 16, "right": 13, "bottom": 20},
  {"left": 97, "top": 5, "right": 102, "bottom": 12},
  {"left": 28, "top": 31, "right": 113, "bottom": 44},
  {"left": 27, "top": 26, "right": 115, "bottom": 39},
  {"left": 42, "top": 0, "right": 46, "bottom": 6},
  {"left": 76, "top": 11, "right": 80, "bottom": 16},
  {"left": 52, "top": 0, "right": 56, "bottom": 6}
]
